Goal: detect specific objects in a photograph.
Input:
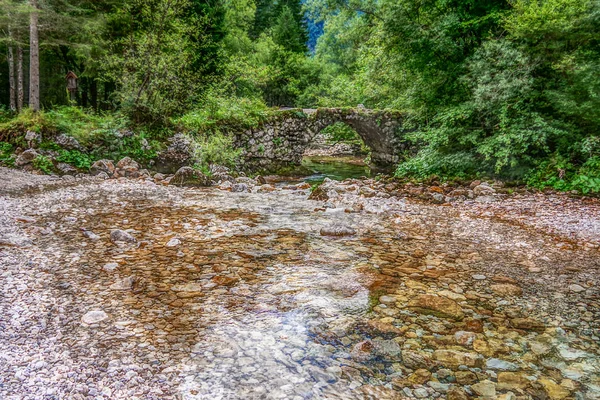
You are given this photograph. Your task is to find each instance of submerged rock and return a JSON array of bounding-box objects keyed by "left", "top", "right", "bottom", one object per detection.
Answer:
[
  {"left": 407, "top": 294, "right": 465, "bottom": 321},
  {"left": 320, "top": 224, "right": 357, "bottom": 237}
]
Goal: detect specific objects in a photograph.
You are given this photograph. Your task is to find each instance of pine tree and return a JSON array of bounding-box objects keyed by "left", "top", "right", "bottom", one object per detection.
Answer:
[{"left": 272, "top": 5, "right": 305, "bottom": 53}]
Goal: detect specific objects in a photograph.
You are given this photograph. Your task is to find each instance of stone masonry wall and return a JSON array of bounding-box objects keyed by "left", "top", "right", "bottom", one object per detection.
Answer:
[{"left": 234, "top": 108, "right": 411, "bottom": 171}]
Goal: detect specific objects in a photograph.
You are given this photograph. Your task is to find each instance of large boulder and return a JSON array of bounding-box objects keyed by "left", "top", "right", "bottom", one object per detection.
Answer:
[
  {"left": 156, "top": 133, "right": 196, "bottom": 173},
  {"left": 473, "top": 182, "right": 496, "bottom": 196},
  {"left": 115, "top": 157, "right": 141, "bottom": 178},
  {"left": 169, "top": 166, "right": 211, "bottom": 187},
  {"left": 54, "top": 133, "right": 84, "bottom": 151},
  {"left": 90, "top": 159, "right": 115, "bottom": 176},
  {"left": 14, "top": 149, "right": 39, "bottom": 166}
]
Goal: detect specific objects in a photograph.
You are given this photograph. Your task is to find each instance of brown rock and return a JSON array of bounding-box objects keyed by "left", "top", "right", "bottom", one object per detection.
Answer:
[
  {"left": 491, "top": 283, "right": 523, "bottom": 296},
  {"left": 351, "top": 340, "right": 374, "bottom": 362},
  {"left": 367, "top": 320, "right": 404, "bottom": 335},
  {"left": 433, "top": 349, "right": 482, "bottom": 368},
  {"left": 539, "top": 377, "right": 571, "bottom": 400},
  {"left": 401, "top": 350, "right": 435, "bottom": 369},
  {"left": 308, "top": 185, "right": 328, "bottom": 201},
  {"left": 408, "top": 369, "right": 432, "bottom": 385},
  {"left": 447, "top": 387, "right": 469, "bottom": 400},
  {"left": 455, "top": 370, "right": 478, "bottom": 385},
  {"left": 407, "top": 295, "right": 464, "bottom": 321},
  {"left": 211, "top": 275, "right": 239, "bottom": 286},
  {"left": 497, "top": 372, "right": 530, "bottom": 390},
  {"left": 510, "top": 318, "right": 545, "bottom": 332}
]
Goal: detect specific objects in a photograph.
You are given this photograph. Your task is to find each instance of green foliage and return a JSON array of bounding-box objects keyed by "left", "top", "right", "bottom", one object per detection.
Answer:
[
  {"left": 32, "top": 155, "right": 54, "bottom": 174},
  {"left": 192, "top": 131, "right": 242, "bottom": 169},
  {"left": 104, "top": 0, "right": 226, "bottom": 124},
  {"left": 56, "top": 150, "right": 93, "bottom": 170},
  {"left": 0, "top": 142, "right": 15, "bottom": 166},
  {"left": 173, "top": 93, "right": 271, "bottom": 133},
  {"left": 321, "top": 122, "right": 367, "bottom": 151},
  {"left": 0, "top": 107, "right": 125, "bottom": 146},
  {"left": 527, "top": 155, "right": 600, "bottom": 194}
]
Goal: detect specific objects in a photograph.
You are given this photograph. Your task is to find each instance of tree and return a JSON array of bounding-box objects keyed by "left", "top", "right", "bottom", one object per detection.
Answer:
[
  {"left": 29, "top": 0, "right": 39, "bottom": 111},
  {"left": 272, "top": 5, "right": 306, "bottom": 53}
]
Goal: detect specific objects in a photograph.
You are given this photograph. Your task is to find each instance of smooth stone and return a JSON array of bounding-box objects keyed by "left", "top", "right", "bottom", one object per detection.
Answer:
[
  {"left": 166, "top": 238, "right": 181, "bottom": 247},
  {"left": 103, "top": 262, "right": 119, "bottom": 271},
  {"left": 471, "top": 380, "right": 496, "bottom": 397},
  {"left": 82, "top": 310, "right": 108, "bottom": 324},
  {"left": 486, "top": 358, "right": 520, "bottom": 371},
  {"left": 568, "top": 284, "right": 585, "bottom": 293},
  {"left": 110, "top": 229, "right": 136, "bottom": 243},
  {"left": 407, "top": 294, "right": 465, "bottom": 321}
]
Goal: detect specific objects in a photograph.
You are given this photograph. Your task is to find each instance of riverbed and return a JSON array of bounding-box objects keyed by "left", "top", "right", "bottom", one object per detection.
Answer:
[{"left": 0, "top": 168, "right": 599, "bottom": 400}]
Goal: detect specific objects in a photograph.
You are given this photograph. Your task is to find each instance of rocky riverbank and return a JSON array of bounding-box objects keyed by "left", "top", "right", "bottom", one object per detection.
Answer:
[{"left": 0, "top": 167, "right": 598, "bottom": 400}]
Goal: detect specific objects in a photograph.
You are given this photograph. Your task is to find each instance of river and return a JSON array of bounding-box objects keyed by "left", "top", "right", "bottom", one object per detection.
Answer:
[{"left": 0, "top": 169, "right": 598, "bottom": 399}]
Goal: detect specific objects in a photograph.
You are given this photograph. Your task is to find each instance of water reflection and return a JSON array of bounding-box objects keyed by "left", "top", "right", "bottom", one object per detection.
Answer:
[{"left": 301, "top": 156, "right": 372, "bottom": 183}]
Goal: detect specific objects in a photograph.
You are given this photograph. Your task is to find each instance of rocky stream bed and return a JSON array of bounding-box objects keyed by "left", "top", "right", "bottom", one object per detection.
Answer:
[{"left": 0, "top": 167, "right": 599, "bottom": 400}]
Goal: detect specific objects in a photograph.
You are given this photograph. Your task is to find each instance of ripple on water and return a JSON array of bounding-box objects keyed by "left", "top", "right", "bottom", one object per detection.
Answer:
[{"left": 26, "top": 188, "right": 600, "bottom": 400}]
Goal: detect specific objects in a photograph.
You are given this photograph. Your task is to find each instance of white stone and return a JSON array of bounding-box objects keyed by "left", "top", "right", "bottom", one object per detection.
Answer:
[
  {"left": 103, "top": 262, "right": 119, "bottom": 271},
  {"left": 82, "top": 310, "right": 108, "bottom": 324},
  {"left": 486, "top": 358, "right": 520, "bottom": 371},
  {"left": 569, "top": 284, "right": 586, "bottom": 293},
  {"left": 166, "top": 238, "right": 181, "bottom": 247}
]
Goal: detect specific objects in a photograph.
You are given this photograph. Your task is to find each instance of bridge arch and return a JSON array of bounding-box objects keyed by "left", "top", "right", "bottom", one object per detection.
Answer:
[{"left": 234, "top": 108, "right": 410, "bottom": 171}]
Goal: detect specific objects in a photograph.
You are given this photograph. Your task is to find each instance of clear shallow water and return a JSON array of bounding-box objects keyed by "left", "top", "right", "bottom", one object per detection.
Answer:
[
  {"left": 301, "top": 156, "right": 372, "bottom": 183},
  {"left": 20, "top": 185, "right": 600, "bottom": 400}
]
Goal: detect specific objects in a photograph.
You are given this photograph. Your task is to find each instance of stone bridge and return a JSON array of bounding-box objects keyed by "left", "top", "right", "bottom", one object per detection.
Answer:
[{"left": 235, "top": 108, "right": 411, "bottom": 170}]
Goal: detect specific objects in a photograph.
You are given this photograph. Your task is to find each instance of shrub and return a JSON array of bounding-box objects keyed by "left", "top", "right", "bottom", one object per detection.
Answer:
[
  {"left": 32, "top": 155, "right": 54, "bottom": 174},
  {"left": 527, "top": 155, "right": 600, "bottom": 194},
  {"left": 56, "top": 150, "right": 93, "bottom": 170},
  {"left": 0, "top": 142, "right": 15, "bottom": 166},
  {"left": 173, "top": 93, "right": 271, "bottom": 134},
  {"left": 192, "top": 131, "right": 242, "bottom": 169}
]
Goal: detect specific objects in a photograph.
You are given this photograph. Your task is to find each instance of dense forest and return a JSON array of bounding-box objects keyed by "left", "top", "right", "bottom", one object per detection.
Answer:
[{"left": 0, "top": 0, "right": 599, "bottom": 192}]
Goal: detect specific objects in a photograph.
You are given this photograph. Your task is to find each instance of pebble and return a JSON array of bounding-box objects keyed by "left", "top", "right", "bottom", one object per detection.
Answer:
[{"left": 82, "top": 310, "right": 109, "bottom": 324}]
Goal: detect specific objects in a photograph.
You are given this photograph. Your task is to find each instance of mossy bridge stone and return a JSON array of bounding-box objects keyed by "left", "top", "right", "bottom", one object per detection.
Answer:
[{"left": 234, "top": 108, "right": 414, "bottom": 170}]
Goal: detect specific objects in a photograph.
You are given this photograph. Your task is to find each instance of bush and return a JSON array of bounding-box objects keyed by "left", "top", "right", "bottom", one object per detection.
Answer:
[
  {"left": 527, "top": 155, "right": 600, "bottom": 194},
  {"left": 56, "top": 150, "right": 93, "bottom": 170},
  {"left": 192, "top": 132, "right": 242, "bottom": 170},
  {"left": 173, "top": 93, "right": 271, "bottom": 134},
  {"left": 0, "top": 107, "right": 127, "bottom": 146},
  {"left": 0, "top": 142, "right": 15, "bottom": 166},
  {"left": 32, "top": 155, "right": 54, "bottom": 174}
]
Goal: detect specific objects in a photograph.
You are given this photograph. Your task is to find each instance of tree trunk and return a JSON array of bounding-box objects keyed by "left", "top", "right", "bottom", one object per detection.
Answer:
[
  {"left": 17, "top": 46, "right": 24, "bottom": 112},
  {"left": 29, "top": 0, "right": 40, "bottom": 112},
  {"left": 90, "top": 79, "right": 98, "bottom": 110},
  {"left": 8, "top": 45, "right": 16, "bottom": 111}
]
